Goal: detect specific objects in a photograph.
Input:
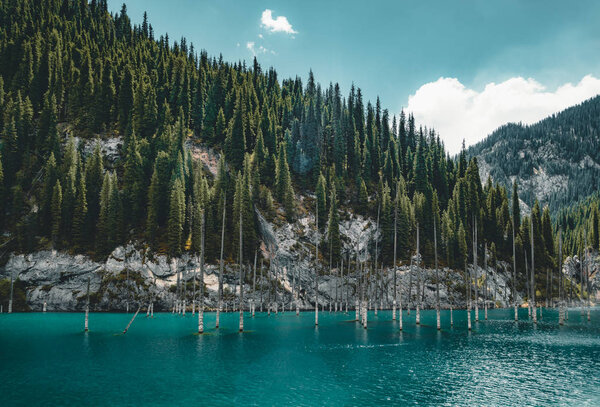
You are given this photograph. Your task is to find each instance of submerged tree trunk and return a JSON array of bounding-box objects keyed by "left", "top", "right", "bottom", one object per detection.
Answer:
[
  {"left": 484, "top": 242, "right": 488, "bottom": 321},
  {"left": 374, "top": 204, "right": 380, "bottom": 317},
  {"left": 252, "top": 250, "right": 257, "bottom": 317},
  {"left": 315, "top": 205, "right": 319, "bottom": 327},
  {"left": 435, "top": 221, "right": 440, "bottom": 330},
  {"left": 416, "top": 224, "right": 421, "bottom": 325},
  {"left": 239, "top": 208, "right": 244, "bottom": 333},
  {"left": 513, "top": 216, "right": 518, "bottom": 321},
  {"left": 585, "top": 233, "right": 591, "bottom": 321},
  {"left": 467, "top": 263, "right": 471, "bottom": 331},
  {"left": 531, "top": 217, "right": 537, "bottom": 324},
  {"left": 559, "top": 229, "right": 565, "bottom": 325},
  {"left": 123, "top": 305, "right": 141, "bottom": 334},
  {"left": 198, "top": 211, "right": 205, "bottom": 334},
  {"left": 85, "top": 277, "right": 90, "bottom": 332},
  {"left": 393, "top": 200, "right": 398, "bottom": 321},
  {"left": 8, "top": 269, "right": 14, "bottom": 313},
  {"left": 474, "top": 217, "right": 479, "bottom": 322},
  {"left": 217, "top": 193, "right": 226, "bottom": 329},
  {"left": 192, "top": 251, "right": 196, "bottom": 315}
]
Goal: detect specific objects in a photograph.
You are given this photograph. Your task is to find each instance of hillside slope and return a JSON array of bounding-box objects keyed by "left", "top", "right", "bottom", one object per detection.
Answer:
[{"left": 468, "top": 96, "right": 600, "bottom": 211}]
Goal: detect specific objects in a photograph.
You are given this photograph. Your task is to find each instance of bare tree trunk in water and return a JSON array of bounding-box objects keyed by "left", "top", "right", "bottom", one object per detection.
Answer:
[
  {"left": 484, "top": 242, "right": 488, "bottom": 321},
  {"left": 355, "top": 252, "right": 359, "bottom": 322},
  {"left": 393, "top": 199, "right": 397, "bottom": 321},
  {"left": 329, "top": 234, "right": 333, "bottom": 313},
  {"left": 531, "top": 218, "right": 537, "bottom": 324},
  {"left": 239, "top": 208, "right": 244, "bottom": 332},
  {"left": 416, "top": 224, "right": 421, "bottom": 325},
  {"left": 85, "top": 277, "right": 90, "bottom": 332},
  {"left": 8, "top": 269, "right": 14, "bottom": 313},
  {"left": 122, "top": 305, "right": 141, "bottom": 334},
  {"left": 192, "top": 249, "right": 196, "bottom": 315},
  {"left": 467, "top": 262, "right": 472, "bottom": 331},
  {"left": 525, "top": 249, "right": 531, "bottom": 318},
  {"left": 315, "top": 205, "right": 319, "bottom": 327},
  {"left": 252, "top": 250, "right": 257, "bottom": 317},
  {"left": 474, "top": 217, "right": 479, "bottom": 322},
  {"left": 585, "top": 232, "right": 591, "bottom": 321},
  {"left": 435, "top": 221, "right": 440, "bottom": 330},
  {"left": 217, "top": 193, "right": 226, "bottom": 329},
  {"left": 513, "top": 216, "right": 518, "bottom": 321},
  {"left": 198, "top": 211, "right": 205, "bottom": 334},
  {"left": 559, "top": 229, "right": 565, "bottom": 325},
  {"left": 374, "top": 204, "right": 380, "bottom": 317}
]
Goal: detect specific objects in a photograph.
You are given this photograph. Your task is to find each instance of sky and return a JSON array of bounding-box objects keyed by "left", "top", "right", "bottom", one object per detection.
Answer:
[{"left": 108, "top": 0, "right": 600, "bottom": 154}]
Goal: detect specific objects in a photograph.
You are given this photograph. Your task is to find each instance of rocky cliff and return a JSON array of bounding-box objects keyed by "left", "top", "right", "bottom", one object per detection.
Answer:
[{"left": 1, "top": 208, "right": 528, "bottom": 312}]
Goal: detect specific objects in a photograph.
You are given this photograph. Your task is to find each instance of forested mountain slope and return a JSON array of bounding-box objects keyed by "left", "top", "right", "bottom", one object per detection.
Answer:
[
  {"left": 468, "top": 96, "right": 600, "bottom": 211},
  {"left": 0, "top": 0, "right": 566, "bottom": 311}
]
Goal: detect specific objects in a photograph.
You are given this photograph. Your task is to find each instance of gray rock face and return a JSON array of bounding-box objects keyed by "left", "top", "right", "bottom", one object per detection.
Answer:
[{"left": 3, "top": 207, "right": 593, "bottom": 311}]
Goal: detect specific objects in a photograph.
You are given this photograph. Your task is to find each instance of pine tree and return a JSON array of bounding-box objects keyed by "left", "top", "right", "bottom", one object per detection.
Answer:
[
  {"left": 123, "top": 135, "right": 145, "bottom": 227},
  {"left": 51, "top": 180, "right": 62, "bottom": 247},
  {"left": 275, "top": 142, "right": 295, "bottom": 220},
  {"left": 85, "top": 142, "right": 104, "bottom": 243},
  {"left": 225, "top": 95, "right": 246, "bottom": 171},
  {"left": 118, "top": 66, "right": 134, "bottom": 134},
  {"left": 327, "top": 187, "right": 341, "bottom": 264},
  {"left": 214, "top": 108, "right": 226, "bottom": 145},
  {"left": 512, "top": 181, "right": 520, "bottom": 230},
  {"left": 97, "top": 172, "right": 112, "bottom": 253},
  {"left": 168, "top": 179, "right": 185, "bottom": 258},
  {"left": 107, "top": 172, "right": 123, "bottom": 248},
  {"left": 73, "top": 166, "right": 87, "bottom": 249},
  {"left": 315, "top": 172, "right": 327, "bottom": 230},
  {"left": 358, "top": 177, "right": 368, "bottom": 215}
]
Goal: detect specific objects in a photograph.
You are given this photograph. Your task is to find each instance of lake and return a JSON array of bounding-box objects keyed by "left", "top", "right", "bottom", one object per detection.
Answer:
[{"left": 1, "top": 308, "right": 599, "bottom": 406}]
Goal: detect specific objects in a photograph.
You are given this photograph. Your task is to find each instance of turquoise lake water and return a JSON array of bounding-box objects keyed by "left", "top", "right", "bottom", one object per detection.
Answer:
[{"left": 1, "top": 308, "right": 599, "bottom": 406}]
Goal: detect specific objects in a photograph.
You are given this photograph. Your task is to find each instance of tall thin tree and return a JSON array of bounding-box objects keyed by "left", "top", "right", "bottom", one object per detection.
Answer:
[{"left": 216, "top": 193, "right": 226, "bottom": 329}]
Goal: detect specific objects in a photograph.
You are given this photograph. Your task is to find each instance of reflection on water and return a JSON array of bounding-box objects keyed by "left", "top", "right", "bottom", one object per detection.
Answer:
[{"left": 0, "top": 308, "right": 599, "bottom": 406}]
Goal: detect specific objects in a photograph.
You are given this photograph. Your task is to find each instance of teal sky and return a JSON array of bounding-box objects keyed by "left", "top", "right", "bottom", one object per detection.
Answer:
[{"left": 108, "top": 0, "right": 600, "bottom": 151}]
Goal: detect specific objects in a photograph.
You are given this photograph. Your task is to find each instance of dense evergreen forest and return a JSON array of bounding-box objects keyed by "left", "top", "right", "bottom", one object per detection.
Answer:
[
  {"left": 468, "top": 95, "right": 600, "bottom": 211},
  {"left": 0, "top": 0, "right": 591, "bottom": 302},
  {"left": 556, "top": 192, "right": 600, "bottom": 257}
]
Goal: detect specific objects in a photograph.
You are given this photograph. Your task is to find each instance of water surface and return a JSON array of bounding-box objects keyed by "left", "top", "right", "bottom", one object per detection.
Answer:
[{"left": 1, "top": 308, "right": 599, "bottom": 406}]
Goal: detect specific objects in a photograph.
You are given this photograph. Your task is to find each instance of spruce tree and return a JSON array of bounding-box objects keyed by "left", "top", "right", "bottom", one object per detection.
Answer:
[
  {"left": 123, "top": 135, "right": 145, "bottom": 227},
  {"left": 275, "top": 142, "right": 295, "bottom": 220},
  {"left": 118, "top": 66, "right": 134, "bottom": 134},
  {"left": 225, "top": 95, "right": 246, "bottom": 171},
  {"left": 327, "top": 187, "right": 341, "bottom": 264},
  {"left": 315, "top": 172, "right": 327, "bottom": 230},
  {"left": 358, "top": 177, "right": 368, "bottom": 215},
  {"left": 168, "top": 179, "right": 185, "bottom": 258},
  {"left": 97, "top": 172, "right": 112, "bottom": 253},
  {"left": 73, "top": 168, "right": 87, "bottom": 249},
  {"left": 51, "top": 180, "right": 62, "bottom": 248},
  {"left": 512, "top": 181, "right": 520, "bottom": 230}
]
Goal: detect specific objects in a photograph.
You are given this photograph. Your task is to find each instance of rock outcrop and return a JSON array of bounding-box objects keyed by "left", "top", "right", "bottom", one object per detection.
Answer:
[{"left": 1, "top": 209, "right": 528, "bottom": 311}]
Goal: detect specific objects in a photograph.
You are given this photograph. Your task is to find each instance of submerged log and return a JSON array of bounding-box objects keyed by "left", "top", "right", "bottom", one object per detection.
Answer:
[{"left": 123, "top": 305, "right": 142, "bottom": 334}]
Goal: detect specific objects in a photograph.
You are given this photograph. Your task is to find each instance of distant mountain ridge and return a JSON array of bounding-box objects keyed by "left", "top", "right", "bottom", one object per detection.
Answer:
[{"left": 468, "top": 95, "right": 600, "bottom": 211}]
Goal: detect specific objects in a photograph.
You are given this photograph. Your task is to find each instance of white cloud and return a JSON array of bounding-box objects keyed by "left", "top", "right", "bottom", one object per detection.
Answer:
[
  {"left": 406, "top": 75, "right": 600, "bottom": 154},
  {"left": 246, "top": 41, "right": 272, "bottom": 56},
  {"left": 261, "top": 9, "right": 297, "bottom": 34}
]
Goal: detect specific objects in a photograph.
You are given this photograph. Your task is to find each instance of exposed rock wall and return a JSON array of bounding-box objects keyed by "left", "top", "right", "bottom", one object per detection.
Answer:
[{"left": 1, "top": 210, "right": 527, "bottom": 311}]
